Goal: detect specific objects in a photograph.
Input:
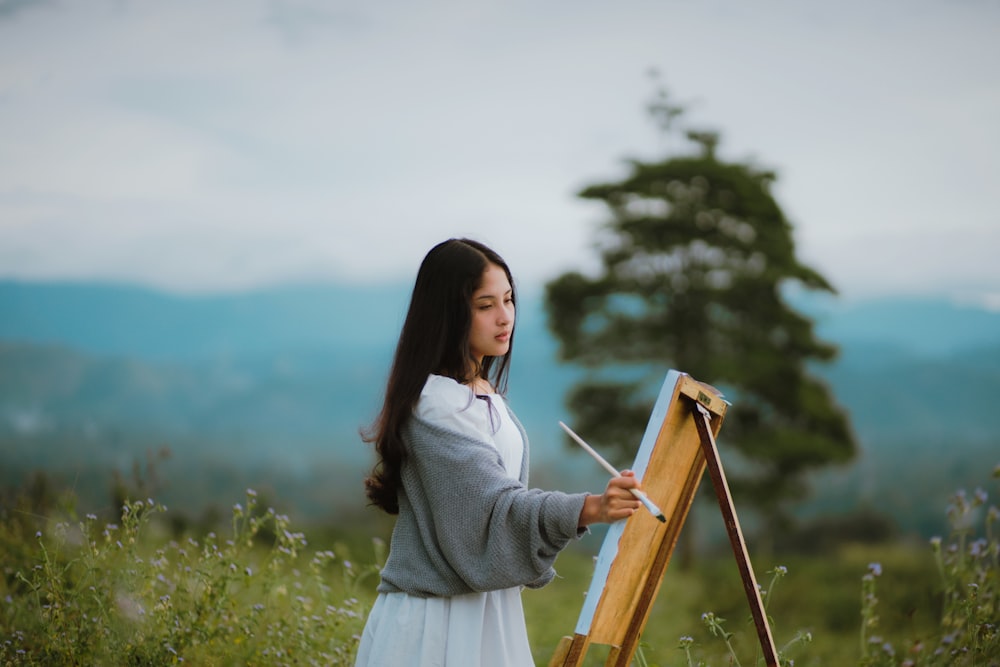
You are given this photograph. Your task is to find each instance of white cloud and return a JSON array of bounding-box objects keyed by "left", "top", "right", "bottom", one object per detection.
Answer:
[{"left": 0, "top": 0, "right": 998, "bottom": 300}]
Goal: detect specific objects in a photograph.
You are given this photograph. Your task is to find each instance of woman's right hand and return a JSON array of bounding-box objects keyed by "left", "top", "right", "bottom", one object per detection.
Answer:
[{"left": 578, "top": 470, "right": 642, "bottom": 527}]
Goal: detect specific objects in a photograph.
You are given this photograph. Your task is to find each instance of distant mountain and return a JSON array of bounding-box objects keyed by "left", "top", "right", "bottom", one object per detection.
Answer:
[
  {"left": 0, "top": 280, "right": 409, "bottom": 361},
  {"left": 5, "top": 279, "right": 999, "bottom": 362},
  {"left": 2, "top": 280, "right": 999, "bottom": 534},
  {"left": 793, "top": 291, "right": 1000, "bottom": 358}
]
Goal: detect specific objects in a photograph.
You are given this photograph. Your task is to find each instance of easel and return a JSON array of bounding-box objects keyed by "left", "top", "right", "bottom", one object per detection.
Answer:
[{"left": 549, "top": 371, "right": 779, "bottom": 667}]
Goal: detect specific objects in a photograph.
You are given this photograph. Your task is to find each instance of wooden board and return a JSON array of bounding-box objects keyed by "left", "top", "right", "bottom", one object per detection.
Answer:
[{"left": 566, "top": 370, "right": 727, "bottom": 658}]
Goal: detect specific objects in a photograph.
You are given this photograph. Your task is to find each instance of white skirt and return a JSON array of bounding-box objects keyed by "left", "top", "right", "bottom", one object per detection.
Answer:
[{"left": 355, "top": 587, "right": 535, "bottom": 667}]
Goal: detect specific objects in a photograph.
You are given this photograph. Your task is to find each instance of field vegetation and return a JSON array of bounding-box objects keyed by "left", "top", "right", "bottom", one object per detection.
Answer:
[{"left": 2, "top": 466, "right": 997, "bottom": 666}]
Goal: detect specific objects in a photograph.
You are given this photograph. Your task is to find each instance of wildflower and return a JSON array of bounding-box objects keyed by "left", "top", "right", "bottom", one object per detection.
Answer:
[
  {"left": 970, "top": 539, "right": 987, "bottom": 557},
  {"left": 86, "top": 513, "right": 97, "bottom": 521},
  {"left": 974, "top": 488, "right": 988, "bottom": 505},
  {"left": 35, "top": 531, "right": 41, "bottom": 538},
  {"left": 116, "top": 593, "right": 145, "bottom": 622},
  {"left": 678, "top": 635, "right": 694, "bottom": 648},
  {"left": 245, "top": 567, "right": 253, "bottom": 577},
  {"left": 247, "top": 488, "right": 257, "bottom": 497},
  {"left": 868, "top": 562, "right": 882, "bottom": 577}
]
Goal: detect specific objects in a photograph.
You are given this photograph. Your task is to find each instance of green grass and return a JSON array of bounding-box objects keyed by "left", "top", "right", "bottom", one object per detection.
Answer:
[
  {"left": 2, "top": 470, "right": 998, "bottom": 666},
  {"left": 0, "top": 491, "right": 381, "bottom": 665},
  {"left": 523, "top": 541, "right": 940, "bottom": 666}
]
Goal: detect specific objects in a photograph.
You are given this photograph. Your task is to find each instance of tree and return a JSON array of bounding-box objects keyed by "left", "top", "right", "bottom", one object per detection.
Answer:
[{"left": 545, "top": 79, "right": 856, "bottom": 528}]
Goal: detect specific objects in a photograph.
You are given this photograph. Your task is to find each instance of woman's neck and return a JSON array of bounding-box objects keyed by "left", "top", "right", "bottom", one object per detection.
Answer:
[{"left": 468, "top": 376, "right": 494, "bottom": 395}]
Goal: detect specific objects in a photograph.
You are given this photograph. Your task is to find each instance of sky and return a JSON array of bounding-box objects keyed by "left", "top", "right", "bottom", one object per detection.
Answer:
[{"left": 1, "top": 0, "right": 998, "bottom": 306}]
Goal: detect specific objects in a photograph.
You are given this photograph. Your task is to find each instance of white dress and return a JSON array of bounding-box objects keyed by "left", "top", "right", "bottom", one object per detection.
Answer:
[{"left": 355, "top": 375, "right": 535, "bottom": 667}]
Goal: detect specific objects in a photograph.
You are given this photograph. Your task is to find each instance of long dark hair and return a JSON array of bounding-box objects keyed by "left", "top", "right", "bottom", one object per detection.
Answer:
[{"left": 363, "top": 238, "right": 517, "bottom": 514}]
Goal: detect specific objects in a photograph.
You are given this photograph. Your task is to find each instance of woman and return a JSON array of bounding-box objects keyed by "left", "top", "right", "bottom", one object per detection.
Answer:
[{"left": 356, "top": 238, "right": 640, "bottom": 666}]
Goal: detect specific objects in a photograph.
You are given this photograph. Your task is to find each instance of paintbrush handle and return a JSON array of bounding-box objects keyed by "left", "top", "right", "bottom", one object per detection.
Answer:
[
  {"left": 558, "top": 421, "right": 621, "bottom": 478},
  {"left": 632, "top": 489, "right": 663, "bottom": 516},
  {"left": 558, "top": 421, "right": 666, "bottom": 519}
]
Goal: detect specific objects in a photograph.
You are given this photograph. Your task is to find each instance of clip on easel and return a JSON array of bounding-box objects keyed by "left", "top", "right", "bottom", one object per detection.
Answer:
[{"left": 549, "top": 370, "right": 779, "bottom": 667}]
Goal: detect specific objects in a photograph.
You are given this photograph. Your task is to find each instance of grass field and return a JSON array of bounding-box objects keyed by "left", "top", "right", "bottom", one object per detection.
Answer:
[
  {"left": 1, "top": 473, "right": 997, "bottom": 666},
  {"left": 524, "top": 539, "right": 939, "bottom": 666}
]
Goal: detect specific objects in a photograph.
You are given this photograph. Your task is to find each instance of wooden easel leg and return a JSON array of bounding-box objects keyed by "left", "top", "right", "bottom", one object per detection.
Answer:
[
  {"left": 550, "top": 633, "right": 591, "bottom": 667},
  {"left": 690, "top": 401, "right": 780, "bottom": 667},
  {"left": 608, "top": 508, "right": 680, "bottom": 666},
  {"left": 548, "top": 636, "right": 573, "bottom": 667}
]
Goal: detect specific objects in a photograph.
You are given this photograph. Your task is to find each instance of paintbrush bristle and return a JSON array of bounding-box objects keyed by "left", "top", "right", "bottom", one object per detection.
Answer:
[{"left": 655, "top": 514, "right": 666, "bottom": 523}]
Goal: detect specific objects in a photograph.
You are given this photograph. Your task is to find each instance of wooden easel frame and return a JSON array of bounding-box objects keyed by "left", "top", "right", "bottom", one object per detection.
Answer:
[{"left": 549, "top": 371, "right": 779, "bottom": 667}]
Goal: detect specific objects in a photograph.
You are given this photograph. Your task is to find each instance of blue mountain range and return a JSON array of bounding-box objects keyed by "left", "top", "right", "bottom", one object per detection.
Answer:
[{"left": 1, "top": 280, "right": 998, "bottom": 536}]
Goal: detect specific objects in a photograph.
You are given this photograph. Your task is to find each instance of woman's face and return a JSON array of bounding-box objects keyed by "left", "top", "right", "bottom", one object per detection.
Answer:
[{"left": 468, "top": 262, "right": 514, "bottom": 363}]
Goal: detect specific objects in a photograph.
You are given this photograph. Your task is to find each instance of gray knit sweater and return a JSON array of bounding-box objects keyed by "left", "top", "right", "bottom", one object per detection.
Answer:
[{"left": 376, "top": 410, "right": 589, "bottom": 597}]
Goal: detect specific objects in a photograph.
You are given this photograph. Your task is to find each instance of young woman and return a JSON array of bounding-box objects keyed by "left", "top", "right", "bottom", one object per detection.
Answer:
[{"left": 356, "top": 238, "right": 641, "bottom": 666}]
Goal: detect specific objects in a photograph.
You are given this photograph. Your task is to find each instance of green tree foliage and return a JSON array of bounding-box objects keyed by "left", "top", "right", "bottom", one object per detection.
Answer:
[{"left": 545, "top": 79, "right": 856, "bottom": 522}]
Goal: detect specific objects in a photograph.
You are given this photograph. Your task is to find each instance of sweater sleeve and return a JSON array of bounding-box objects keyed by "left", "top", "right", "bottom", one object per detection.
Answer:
[{"left": 401, "top": 416, "right": 588, "bottom": 593}]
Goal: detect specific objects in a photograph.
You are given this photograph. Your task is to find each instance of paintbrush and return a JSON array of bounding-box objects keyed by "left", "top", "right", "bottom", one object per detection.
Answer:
[{"left": 559, "top": 421, "right": 666, "bottom": 523}]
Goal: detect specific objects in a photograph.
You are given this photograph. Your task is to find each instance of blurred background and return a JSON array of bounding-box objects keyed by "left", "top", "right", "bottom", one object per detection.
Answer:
[{"left": 2, "top": 0, "right": 999, "bottom": 549}]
